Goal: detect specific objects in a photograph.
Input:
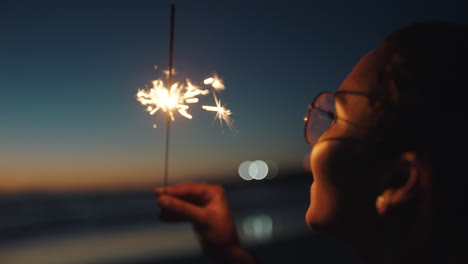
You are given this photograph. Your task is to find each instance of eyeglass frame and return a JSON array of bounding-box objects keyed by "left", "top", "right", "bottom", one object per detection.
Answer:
[{"left": 304, "top": 90, "right": 371, "bottom": 146}]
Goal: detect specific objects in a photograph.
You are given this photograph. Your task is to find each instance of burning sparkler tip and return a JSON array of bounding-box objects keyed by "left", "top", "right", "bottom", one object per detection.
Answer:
[{"left": 136, "top": 68, "right": 236, "bottom": 134}]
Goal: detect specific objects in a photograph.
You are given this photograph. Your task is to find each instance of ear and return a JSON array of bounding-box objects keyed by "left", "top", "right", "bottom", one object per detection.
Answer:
[{"left": 375, "top": 152, "right": 430, "bottom": 216}]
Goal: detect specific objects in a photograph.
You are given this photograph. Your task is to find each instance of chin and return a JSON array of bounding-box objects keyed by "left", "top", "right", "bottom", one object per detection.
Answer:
[
  {"left": 305, "top": 207, "right": 321, "bottom": 232},
  {"left": 306, "top": 203, "right": 337, "bottom": 235},
  {"left": 306, "top": 220, "right": 324, "bottom": 233}
]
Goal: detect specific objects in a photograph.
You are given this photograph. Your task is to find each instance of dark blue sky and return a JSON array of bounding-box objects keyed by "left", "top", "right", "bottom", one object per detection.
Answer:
[{"left": 1, "top": 0, "right": 466, "bottom": 191}]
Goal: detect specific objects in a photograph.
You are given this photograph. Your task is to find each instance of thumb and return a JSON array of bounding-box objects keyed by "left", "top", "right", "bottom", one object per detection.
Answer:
[{"left": 157, "top": 195, "right": 205, "bottom": 223}]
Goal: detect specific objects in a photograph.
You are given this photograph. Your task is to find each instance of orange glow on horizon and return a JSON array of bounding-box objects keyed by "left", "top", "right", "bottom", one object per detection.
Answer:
[{"left": 0, "top": 161, "right": 240, "bottom": 194}]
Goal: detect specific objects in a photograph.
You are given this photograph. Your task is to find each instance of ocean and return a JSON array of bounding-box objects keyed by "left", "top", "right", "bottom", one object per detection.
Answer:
[{"left": 0, "top": 174, "right": 361, "bottom": 264}]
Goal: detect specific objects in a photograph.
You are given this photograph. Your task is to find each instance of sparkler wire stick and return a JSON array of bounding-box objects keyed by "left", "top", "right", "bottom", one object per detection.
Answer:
[{"left": 164, "top": 3, "right": 175, "bottom": 189}]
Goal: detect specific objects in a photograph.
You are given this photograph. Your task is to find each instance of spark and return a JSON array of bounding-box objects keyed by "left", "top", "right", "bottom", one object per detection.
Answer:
[
  {"left": 162, "top": 67, "right": 176, "bottom": 77},
  {"left": 202, "top": 92, "right": 237, "bottom": 134},
  {"left": 137, "top": 69, "right": 236, "bottom": 134},
  {"left": 203, "top": 74, "right": 225, "bottom": 91},
  {"left": 136, "top": 69, "right": 209, "bottom": 126}
]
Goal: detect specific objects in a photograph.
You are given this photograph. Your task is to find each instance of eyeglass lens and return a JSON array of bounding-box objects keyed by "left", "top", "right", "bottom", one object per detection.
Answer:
[{"left": 306, "top": 92, "right": 336, "bottom": 145}]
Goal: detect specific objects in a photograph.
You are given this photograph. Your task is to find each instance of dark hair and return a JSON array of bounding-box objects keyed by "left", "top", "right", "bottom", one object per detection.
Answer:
[
  {"left": 372, "top": 21, "right": 468, "bottom": 263},
  {"left": 372, "top": 21, "right": 467, "bottom": 159}
]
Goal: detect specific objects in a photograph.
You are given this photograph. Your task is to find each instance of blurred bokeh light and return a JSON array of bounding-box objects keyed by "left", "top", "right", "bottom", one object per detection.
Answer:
[{"left": 238, "top": 160, "right": 278, "bottom": 181}]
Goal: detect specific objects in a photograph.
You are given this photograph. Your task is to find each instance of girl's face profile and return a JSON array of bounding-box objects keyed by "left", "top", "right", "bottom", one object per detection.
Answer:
[{"left": 306, "top": 46, "right": 389, "bottom": 237}]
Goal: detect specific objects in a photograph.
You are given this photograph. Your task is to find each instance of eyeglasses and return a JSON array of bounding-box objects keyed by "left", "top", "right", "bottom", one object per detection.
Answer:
[{"left": 304, "top": 90, "right": 370, "bottom": 146}]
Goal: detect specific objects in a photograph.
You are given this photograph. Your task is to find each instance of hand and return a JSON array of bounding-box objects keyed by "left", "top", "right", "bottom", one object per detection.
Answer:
[{"left": 154, "top": 182, "right": 257, "bottom": 264}]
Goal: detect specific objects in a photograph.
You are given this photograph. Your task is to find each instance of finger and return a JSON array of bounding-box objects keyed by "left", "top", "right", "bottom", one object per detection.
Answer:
[
  {"left": 155, "top": 181, "right": 203, "bottom": 195},
  {"left": 157, "top": 195, "right": 205, "bottom": 223},
  {"left": 155, "top": 182, "right": 212, "bottom": 201}
]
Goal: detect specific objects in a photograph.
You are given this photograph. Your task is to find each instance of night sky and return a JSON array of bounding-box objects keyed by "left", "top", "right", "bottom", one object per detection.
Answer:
[{"left": 1, "top": 0, "right": 466, "bottom": 192}]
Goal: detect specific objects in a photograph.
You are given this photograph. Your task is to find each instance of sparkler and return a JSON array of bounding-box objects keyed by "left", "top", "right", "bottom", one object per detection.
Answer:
[{"left": 136, "top": 4, "right": 236, "bottom": 189}]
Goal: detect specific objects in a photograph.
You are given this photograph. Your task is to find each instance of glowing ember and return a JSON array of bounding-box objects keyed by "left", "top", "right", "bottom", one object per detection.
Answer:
[{"left": 203, "top": 74, "right": 225, "bottom": 91}]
